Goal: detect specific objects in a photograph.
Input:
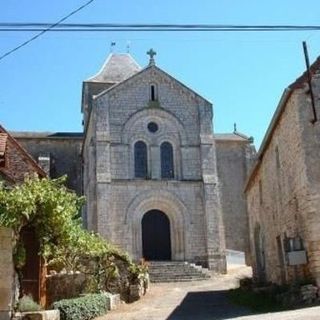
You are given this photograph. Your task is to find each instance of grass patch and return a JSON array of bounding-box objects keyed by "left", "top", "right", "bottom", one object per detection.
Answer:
[{"left": 229, "top": 287, "right": 285, "bottom": 313}]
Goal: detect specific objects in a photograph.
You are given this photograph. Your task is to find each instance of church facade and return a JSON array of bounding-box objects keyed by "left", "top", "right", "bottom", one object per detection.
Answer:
[{"left": 12, "top": 51, "right": 255, "bottom": 271}]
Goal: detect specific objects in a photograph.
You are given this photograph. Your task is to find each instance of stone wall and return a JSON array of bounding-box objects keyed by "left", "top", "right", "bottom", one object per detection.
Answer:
[
  {"left": 12, "top": 133, "right": 83, "bottom": 194},
  {"left": 216, "top": 138, "right": 254, "bottom": 258},
  {"left": 297, "top": 74, "right": 320, "bottom": 285},
  {"left": 0, "top": 227, "right": 15, "bottom": 320},
  {"left": 246, "top": 74, "right": 320, "bottom": 285},
  {"left": 46, "top": 273, "right": 86, "bottom": 307},
  {"left": 0, "top": 127, "right": 45, "bottom": 183},
  {"left": 84, "top": 65, "right": 226, "bottom": 271},
  {"left": 95, "top": 181, "right": 208, "bottom": 264},
  {"left": 46, "top": 270, "right": 148, "bottom": 306}
]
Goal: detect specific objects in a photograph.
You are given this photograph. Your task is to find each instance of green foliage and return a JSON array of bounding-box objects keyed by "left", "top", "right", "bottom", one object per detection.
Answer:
[
  {"left": 229, "top": 287, "right": 284, "bottom": 313},
  {"left": 16, "top": 295, "right": 42, "bottom": 312},
  {"left": 53, "top": 294, "right": 107, "bottom": 320},
  {"left": 0, "top": 175, "right": 85, "bottom": 258},
  {"left": 13, "top": 241, "right": 26, "bottom": 270},
  {"left": 0, "top": 175, "right": 144, "bottom": 297},
  {"left": 128, "top": 259, "right": 149, "bottom": 284}
]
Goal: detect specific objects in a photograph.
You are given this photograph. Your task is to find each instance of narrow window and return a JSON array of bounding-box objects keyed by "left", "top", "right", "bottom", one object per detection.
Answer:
[
  {"left": 134, "top": 141, "right": 148, "bottom": 178},
  {"left": 161, "top": 142, "right": 174, "bottom": 179},
  {"left": 259, "top": 180, "right": 263, "bottom": 205},
  {"left": 150, "top": 84, "right": 158, "bottom": 101},
  {"left": 275, "top": 146, "right": 280, "bottom": 170}
]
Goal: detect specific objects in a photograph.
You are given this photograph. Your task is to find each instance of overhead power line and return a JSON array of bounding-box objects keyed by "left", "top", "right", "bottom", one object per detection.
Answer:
[
  {"left": 1, "top": 23, "right": 320, "bottom": 32},
  {"left": 1, "top": 21, "right": 319, "bottom": 62},
  {"left": 0, "top": 0, "right": 95, "bottom": 62}
]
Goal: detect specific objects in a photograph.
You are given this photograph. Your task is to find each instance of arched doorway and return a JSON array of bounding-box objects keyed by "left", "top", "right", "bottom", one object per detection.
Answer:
[{"left": 142, "top": 210, "right": 171, "bottom": 260}]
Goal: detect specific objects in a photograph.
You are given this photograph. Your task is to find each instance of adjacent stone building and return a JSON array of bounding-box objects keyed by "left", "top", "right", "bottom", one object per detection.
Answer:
[
  {"left": 245, "top": 57, "right": 320, "bottom": 285},
  {"left": 12, "top": 132, "right": 83, "bottom": 194},
  {"left": 12, "top": 51, "right": 255, "bottom": 271},
  {"left": 0, "top": 125, "right": 46, "bottom": 320}
]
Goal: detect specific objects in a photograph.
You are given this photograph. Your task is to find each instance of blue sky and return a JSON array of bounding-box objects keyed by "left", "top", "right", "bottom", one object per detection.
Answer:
[{"left": 1, "top": 1, "right": 320, "bottom": 147}]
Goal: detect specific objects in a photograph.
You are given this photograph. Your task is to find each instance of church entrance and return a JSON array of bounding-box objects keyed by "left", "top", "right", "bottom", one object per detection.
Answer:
[{"left": 142, "top": 210, "right": 171, "bottom": 261}]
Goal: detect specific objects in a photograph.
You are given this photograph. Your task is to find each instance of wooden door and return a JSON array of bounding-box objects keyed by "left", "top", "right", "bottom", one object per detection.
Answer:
[
  {"left": 142, "top": 210, "right": 171, "bottom": 261},
  {"left": 20, "top": 227, "right": 46, "bottom": 305}
]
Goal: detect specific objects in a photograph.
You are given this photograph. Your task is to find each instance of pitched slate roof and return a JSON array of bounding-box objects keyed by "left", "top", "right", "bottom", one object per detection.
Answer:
[
  {"left": 11, "top": 131, "right": 83, "bottom": 139},
  {"left": 87, "top": 53, "right": 141, "bottom": 83}
]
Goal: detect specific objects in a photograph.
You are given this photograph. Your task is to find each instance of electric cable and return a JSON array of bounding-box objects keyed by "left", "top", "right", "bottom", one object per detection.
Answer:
[{"left": 0, "top": 0, "right": 95, "bottom": 62}]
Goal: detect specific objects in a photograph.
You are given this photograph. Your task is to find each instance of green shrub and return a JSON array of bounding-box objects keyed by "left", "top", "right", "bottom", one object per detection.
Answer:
[
  {"left": 16, "top": 295, "right": 42, "bottom": 312},
  {"left": 53, "top": 294, "right": 108, "bottom": 320},
  {"left": 229, "top": 287, "right": 284, "bottom": 313}
]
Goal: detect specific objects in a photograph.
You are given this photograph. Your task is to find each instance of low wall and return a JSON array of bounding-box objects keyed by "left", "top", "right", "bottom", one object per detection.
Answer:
[
  {"left": 46, "top": 272, "right": 149, "bottom": 306},
  {"left": 46, "top": 273, "right": 86, "bottom": 307}
]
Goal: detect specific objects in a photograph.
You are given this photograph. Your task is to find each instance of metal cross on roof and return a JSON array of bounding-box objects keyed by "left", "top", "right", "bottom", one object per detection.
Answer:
[{"left": 147, "top": 48, "right": 157, "bottom": 65}]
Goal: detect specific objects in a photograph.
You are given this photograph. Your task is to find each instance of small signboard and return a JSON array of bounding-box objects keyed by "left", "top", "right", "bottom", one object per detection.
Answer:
[{"left": 287, "top": 250, "right": 307, "bottom": 266}]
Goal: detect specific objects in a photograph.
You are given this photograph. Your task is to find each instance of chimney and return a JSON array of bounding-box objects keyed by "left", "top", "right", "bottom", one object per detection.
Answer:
[{"left": 38, "top": 153, "right": 51, "bottom": 176}]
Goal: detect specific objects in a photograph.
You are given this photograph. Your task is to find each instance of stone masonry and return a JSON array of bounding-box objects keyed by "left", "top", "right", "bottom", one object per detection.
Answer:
[
  {"left": 0, "top": 228, "right": 15, "bottom": 320},
  {"left": 12, "top": 132, "right": 83, "bottom": 194},
  {"left": 215, "top": 134, "right": 255, "bottom": 260},
  {"left": 9, "top": 52, "right": 255, "bottom": 272},
  {"left": 245, "top": 57, "right": 320, "bottom": 285},
  {"left": 0, "top": 126, "right": 46, "bottom": 320},
  {"left": 0, "top": 125, "right": 46, "bottom": 183},
  {"left": 82, "top": 53, "right": 254, "bottom": 270}
]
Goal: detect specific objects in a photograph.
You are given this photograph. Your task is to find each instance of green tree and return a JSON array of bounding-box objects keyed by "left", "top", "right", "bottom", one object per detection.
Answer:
[{"left": 0, "top": 175, "right": 134, "bottom": 295}]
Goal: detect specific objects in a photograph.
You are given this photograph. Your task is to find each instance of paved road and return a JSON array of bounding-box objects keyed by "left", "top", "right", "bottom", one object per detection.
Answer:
[{"left": 96, "top": 265, "right": 320, "bottom": 320}]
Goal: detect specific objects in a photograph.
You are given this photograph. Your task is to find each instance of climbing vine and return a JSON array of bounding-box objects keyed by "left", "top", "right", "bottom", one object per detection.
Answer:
[{"left": 0, "top": 175, "right": 139, "bottom": 294}]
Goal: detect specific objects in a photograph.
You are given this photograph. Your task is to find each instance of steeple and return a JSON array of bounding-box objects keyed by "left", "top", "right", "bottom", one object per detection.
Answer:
[{"left": 87, "top": 53, "right": 141, "bottom": 83}]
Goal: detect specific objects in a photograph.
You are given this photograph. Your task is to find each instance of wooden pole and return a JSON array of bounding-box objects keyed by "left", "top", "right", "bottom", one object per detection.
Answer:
[{"left": 302, "top": 41, "right": 318, "bottom": 123}]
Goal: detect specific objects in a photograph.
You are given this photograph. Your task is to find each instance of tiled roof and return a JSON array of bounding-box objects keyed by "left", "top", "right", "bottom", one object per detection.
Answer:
[
  {"left": 0, "top": 133, "right": 7, "bottom": 156},
  {"left": 88, "top": 53, "right": 141, "bottom": 83}
]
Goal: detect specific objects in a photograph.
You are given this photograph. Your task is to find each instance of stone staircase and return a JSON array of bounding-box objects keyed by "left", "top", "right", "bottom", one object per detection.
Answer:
[{"left": 148, "top": 261, "right": 210, "bottom": 283}]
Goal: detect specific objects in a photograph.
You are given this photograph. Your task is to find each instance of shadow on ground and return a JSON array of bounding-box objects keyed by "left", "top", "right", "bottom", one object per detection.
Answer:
[{"left": 166, "top": 290, "right": 253, "bottom": 320}]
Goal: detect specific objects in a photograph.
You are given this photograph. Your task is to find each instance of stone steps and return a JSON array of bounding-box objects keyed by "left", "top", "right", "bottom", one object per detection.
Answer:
[{"left": 148, "top": 261, "right": 210, "bottom": 283}]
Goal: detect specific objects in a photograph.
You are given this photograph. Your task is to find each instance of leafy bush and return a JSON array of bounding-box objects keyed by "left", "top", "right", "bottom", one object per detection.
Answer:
[
  {"left": 229, "top": 285, "right": 285, "bottom": 313},
  {"left": 53, "top": 294, "right": 108, "bottom": 320},
  {"left": 128, "top": 259, "right": 149, "bottom": 284},
  {"left": 16, "top": 295, "right": 42, "bottom": 312},
  {"left": 0, "top": 175, "right": 145, "bottom": 300}
]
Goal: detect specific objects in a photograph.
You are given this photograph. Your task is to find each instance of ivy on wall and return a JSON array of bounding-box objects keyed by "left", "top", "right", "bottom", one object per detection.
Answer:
[{"left": 0, "top": 175, "right": 146, "bottom": 294}]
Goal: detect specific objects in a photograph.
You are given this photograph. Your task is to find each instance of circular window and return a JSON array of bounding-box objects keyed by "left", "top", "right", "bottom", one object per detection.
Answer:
[{"left": 147, "top": 122, "right": 159, "bottom": 133}]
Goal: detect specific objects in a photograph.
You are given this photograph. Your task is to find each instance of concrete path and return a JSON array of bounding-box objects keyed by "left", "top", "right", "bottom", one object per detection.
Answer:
[{"left": 96, "top": 265, "right": 320, "bottom": 320}]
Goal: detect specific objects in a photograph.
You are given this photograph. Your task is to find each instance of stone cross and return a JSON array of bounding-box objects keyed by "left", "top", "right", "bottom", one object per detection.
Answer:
[{"left": 147, "top": 48, "right": 157, "bottom": 65}]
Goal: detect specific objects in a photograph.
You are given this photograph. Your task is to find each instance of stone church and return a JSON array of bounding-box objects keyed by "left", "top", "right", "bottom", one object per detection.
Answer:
[{"left": 12, "top": 50, "right": 255, "bottom": 271}]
